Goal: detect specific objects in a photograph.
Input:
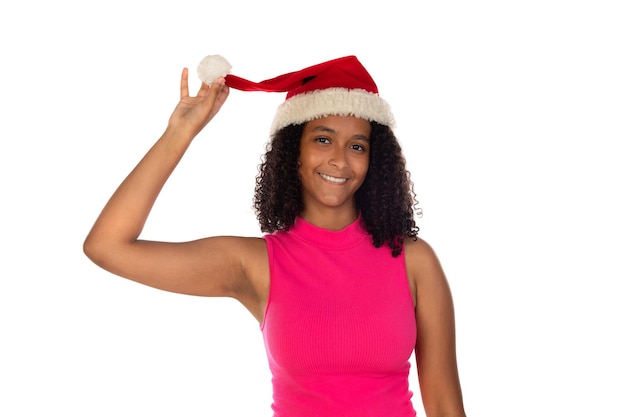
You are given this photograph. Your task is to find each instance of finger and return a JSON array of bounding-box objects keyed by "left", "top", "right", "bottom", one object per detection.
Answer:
[
  {"left": 214, "top": 83, "right": 230, "bottom": 107},
  {"left": 204, "top": 77, "right": 226, "bottom": 101},
  {"left": 180, "top": 67, "right": 189, "bottom": 99},
  {"left": 208, "top": 81, "right": 230, "bottom": 117},
  {"left": 195, "top": 76, "right": 223, "bottom": 102},
  {"left": 196, "top": 81, "right": 211, "bottom": 98}
]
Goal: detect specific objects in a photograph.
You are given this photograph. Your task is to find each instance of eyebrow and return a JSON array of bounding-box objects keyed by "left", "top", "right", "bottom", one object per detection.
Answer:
[{"left": 310, "top": 125, "right": 370, "bottom": 142}]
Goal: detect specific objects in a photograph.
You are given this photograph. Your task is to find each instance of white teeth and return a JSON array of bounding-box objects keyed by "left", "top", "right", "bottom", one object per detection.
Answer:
[{"left": 319, "top": 173, "right": 348, "bottom": 183}]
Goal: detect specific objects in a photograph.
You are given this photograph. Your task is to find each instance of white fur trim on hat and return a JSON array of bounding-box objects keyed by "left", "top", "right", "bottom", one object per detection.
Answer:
[{"left": 270, "top": 88, "right": 395, "bottom": 134}]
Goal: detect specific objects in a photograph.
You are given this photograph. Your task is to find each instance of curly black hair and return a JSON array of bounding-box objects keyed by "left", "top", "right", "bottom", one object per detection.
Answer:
[{"left": 253, "top": 121, "right": 419, "bottom": 257}]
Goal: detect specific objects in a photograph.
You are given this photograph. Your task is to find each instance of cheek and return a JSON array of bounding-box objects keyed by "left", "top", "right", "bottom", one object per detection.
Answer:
[{"left": 357, "top": 157, "right": 370, "bottom": 177}]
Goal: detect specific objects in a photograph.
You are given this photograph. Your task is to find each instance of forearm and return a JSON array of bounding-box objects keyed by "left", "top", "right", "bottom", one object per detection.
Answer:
[{"left": 84, "top": 127, "right": 194, "bottom": 252}]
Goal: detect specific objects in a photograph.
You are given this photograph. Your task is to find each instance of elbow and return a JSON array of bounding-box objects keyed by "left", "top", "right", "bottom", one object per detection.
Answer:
[
  {"left": 82, "top": 233, "right": 101, "bottom": 265},
  {"left": 83, "top": 231, "right": 112, "bottom": 268},
  {"left": 83, "top": 231, "right": 136, "bottom": 275}
]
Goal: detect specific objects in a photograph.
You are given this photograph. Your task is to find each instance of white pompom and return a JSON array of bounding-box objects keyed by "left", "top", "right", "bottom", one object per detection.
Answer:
[{"left": 197, "top": 54, "right": 232, "bottom": 84}]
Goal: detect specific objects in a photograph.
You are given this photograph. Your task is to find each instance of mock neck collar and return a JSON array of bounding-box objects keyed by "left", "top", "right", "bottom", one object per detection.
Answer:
[{"left": 289, "top": 215, "right": 369, "bottom": 249}]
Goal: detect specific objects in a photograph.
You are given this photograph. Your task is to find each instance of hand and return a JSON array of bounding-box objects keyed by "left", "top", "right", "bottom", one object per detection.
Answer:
[{"left": 167, "top": 67, "right": 230, "bottom": 138}]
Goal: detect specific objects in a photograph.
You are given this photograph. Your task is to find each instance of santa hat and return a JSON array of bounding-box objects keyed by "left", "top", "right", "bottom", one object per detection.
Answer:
[{"left": 197, "top": 55, "right": 395, "bottom": 134}]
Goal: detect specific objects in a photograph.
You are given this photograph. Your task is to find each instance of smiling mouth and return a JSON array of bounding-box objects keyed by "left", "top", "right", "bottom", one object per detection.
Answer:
[{"left": 319, "top": 173, "right": 348, "bottom": 184}]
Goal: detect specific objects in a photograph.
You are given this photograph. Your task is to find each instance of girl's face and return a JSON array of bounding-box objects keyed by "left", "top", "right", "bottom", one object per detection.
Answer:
[{"left": 298, "top": 115, "right": 371, "bottom": 215}]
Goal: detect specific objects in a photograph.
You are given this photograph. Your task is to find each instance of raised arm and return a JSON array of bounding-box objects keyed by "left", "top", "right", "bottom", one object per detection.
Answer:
[
  {"left": 405, "top": 238, "right": 467, "bottom": 417},
  {"left": 83, "top": 69, "right": 268, "bottom": 321}
]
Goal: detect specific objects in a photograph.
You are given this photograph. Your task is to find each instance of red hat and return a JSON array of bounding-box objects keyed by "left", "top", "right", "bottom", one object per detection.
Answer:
[{"left": 197, "top": 55, "right": 395, "bottom": 134}]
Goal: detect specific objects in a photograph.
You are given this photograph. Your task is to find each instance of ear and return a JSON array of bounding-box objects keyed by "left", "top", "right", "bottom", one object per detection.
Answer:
[{"left": 296, "top": 161, "right": 302, "bottom": 180}]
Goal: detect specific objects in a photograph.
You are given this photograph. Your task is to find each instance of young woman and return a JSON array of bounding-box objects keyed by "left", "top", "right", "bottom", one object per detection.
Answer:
[{"left": 84, "top": 55, "right": 466, "bottom": 417}]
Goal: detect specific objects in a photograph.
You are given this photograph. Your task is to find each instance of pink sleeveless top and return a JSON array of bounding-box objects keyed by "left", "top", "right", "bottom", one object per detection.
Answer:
[{"left": 262, "top": 216, "right": 417, "bottom": 417}]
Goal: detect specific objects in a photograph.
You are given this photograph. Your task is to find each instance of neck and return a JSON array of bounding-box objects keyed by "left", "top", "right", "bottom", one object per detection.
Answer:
[{"left": 299, "top": 207, "right": 359, "bottom": 231}]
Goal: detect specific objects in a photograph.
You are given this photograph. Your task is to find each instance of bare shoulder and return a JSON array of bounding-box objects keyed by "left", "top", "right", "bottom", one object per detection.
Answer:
[
  {"left": 403, "top": 236, "right": 448, "bottom": 290},
  {"left": 177, "top": 235, "right": 269, "bottom": 322},
  {"left": 231, "top": 236, "right": 269, "bottom": 276},
  {"left": 404, "top": 237, "right": 443, "bottom": 272},
  {"left": 203, "top": 235, "right": 268, "bottom": 288},
  {"left": 217, "top": 236, "right": 269, "bottom": 320}
]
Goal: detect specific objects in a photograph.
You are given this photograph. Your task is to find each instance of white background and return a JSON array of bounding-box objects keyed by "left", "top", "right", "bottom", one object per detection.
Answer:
[{"left": 1, "top": 1, "right": 625, "bottom": 416}]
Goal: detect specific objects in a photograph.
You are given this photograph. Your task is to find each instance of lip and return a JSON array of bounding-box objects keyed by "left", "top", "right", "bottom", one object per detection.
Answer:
[{"left": 318, "top": 172, "right": 348, "bottom": 184}]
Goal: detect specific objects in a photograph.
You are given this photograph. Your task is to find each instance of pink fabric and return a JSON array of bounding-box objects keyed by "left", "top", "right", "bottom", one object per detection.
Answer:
[{"left": 262, "top": 217, "right": 417, "bottom": 417}]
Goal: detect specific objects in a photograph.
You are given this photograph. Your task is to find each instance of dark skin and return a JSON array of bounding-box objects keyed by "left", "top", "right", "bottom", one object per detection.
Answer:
[{"left": 83, "top": 68, "right": 466, "bottom": 417}]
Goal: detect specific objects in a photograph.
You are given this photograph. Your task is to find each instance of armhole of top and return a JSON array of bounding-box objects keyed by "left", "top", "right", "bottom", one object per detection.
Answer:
[
  {"left": 259, "top": 235, "right": 274, "bottom": 331},
  {"left": 400, "top": 247, "right": 417, "bottom": 311}
]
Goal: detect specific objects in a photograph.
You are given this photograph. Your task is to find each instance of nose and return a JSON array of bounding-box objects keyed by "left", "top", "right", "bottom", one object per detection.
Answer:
[{"left": 328, "top": 147, "right": 347, "bottom": 169}]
